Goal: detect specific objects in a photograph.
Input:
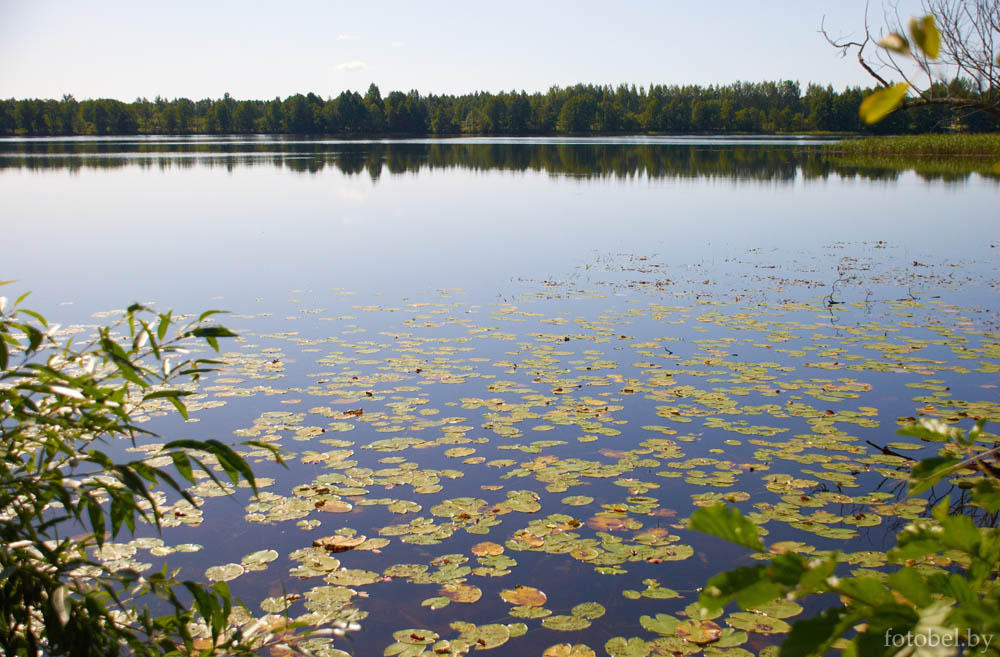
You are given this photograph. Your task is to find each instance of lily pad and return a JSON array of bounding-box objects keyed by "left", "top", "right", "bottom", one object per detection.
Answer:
[
  {"left": 509, "top": 605, "right": 552, "bottom": 619},
  {"left": 205, "top": 563, "right": 244, "bottom": 582},
  {"left": 641, "top": 613, "right": 681, "bottom": 635},
  {"left": 470, "top": 541, "right": 505, "bottom": 556},
  {"left": 439, "top": 583, "right": 482, "bottom": 603},
  {"left": 725, "top": 612, "right": 791, "bottom": 634},
  {"left": 675, "top": 620, "right": 723, "bottom": 645},
  {"left": 543, "top": 644, "right": 597, "bottom": 657},
  {"left": 542, "top": 615, "right": 591, "bottom": 631},
  {"left": 500, "top": 585, "right": 547, "bottom": 607},
  {"left": 392, "top": 629, "right": 439, "bottom": 646},
  {"left": 571, "top": 602, "right": 606, "bottom": 620}
]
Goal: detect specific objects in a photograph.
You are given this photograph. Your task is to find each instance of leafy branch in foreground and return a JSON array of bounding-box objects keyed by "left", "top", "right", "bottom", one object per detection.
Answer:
[
  {"left": 826, "top": 1, "right": 999, "bottom": 127},
  {"left": 0, "top": 287, "right": 350, "bottom": 656},
  {"left": 690, "top": 418, "right": 1000, "bottom": 657}
]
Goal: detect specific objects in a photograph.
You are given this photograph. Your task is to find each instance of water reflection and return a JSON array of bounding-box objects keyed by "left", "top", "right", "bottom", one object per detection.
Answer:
[{"left": 2, "top": 138, "right": 996, "bottom": 183}]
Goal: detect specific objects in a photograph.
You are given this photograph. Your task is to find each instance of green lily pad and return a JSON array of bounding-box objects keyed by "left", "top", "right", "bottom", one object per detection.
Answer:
[
  {"left": 751, "top": 599, "right": 803, "bottom": 619},
  {"left": 542, "top": 615, "right": 591, "bottom": 631},
  {"left": 641, "top": 613, "right": 681, "bottom": 635},
  {"left": 205, "top": 563, "right": 244, "bottom": 582},
  {"left": 543, "top": 644, "right": 597, "bottom": 657},
  {"left": 392, "top": 629, "right": 439, "bottom": 646},
  {"left": 571, "top": 602, "right": 605, "bottom": 619},
  {"left": 509, "top": 605, "right": 552, "bottom": 618},
  {"left": 420, "top": 596, "right": 450, "bottom": 610},
  {"left": 725, "top": 612, "right": 791, "bottom": 634},
  {"left": 605, "top": 637, "right": 651, "bottom": 657}
]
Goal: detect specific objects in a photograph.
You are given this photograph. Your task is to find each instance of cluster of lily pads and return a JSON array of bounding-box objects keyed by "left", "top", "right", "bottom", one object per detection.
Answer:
[{"left": 86, "top": 251, "right": 999, "bottom": 656}]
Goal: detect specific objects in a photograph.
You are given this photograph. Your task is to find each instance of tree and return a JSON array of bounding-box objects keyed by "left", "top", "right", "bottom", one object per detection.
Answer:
[
  {"left": 232, "top": 100, "right": 257, "bottom": 134},
  {"left": 363, "top": 83, "right": 385, "bottom": 132},
  {"left": 824, "top": 1, "right": 999, "bottom": 127},
  {"left": 556, "top": 94, "right": 596, "bottom": 133},
  {"left": 0, "top": 289, "right": 353, "bottom": 656},
  {"left": 284, "top": 94, "right": 315, "bottom": 133},
  {"left": 482, "top": 96, "right": 508, "bottom": 134}
]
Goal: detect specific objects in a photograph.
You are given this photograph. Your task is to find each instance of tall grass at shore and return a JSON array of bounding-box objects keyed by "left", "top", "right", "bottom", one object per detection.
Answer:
[{"left": 830, "top": 133, "right": 1000, "bottom": 156}]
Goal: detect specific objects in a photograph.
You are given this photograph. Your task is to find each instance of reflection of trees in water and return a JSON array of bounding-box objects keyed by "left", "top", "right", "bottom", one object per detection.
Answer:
[{"left": 1, "top": 141, "right": 996, "bottom": 183}]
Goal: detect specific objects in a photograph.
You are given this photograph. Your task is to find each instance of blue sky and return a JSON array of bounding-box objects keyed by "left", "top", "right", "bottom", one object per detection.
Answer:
[{"left": 0, "top": 0, "right": 925, "bottom": 100}]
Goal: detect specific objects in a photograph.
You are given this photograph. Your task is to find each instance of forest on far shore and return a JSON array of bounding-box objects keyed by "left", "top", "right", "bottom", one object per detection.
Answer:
[{"left": 3, "top": 80, "right": 997, "bottom": 137}]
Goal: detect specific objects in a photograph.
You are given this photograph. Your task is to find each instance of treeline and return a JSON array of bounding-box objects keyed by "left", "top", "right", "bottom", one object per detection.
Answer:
[{"left": 2, "top": 80, "right": 996, "bottom": 137}]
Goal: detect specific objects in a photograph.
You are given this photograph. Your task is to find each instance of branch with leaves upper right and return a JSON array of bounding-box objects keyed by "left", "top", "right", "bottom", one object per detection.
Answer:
[{"left": 824, "top": 1, "right": 1000, "bottom": 125}]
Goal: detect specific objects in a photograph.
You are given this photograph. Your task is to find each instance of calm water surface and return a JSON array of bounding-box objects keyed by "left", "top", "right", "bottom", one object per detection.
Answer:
[{"left": 2, "top": 137, "right": 998, "bottom": 656}]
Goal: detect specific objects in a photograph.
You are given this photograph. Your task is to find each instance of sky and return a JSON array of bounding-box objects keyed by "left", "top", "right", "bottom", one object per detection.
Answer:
[{"left": 0, "top": 0, "right": 927, "bottom": 101}]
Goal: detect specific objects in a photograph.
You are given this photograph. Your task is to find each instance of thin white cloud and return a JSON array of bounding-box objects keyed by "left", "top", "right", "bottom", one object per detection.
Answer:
[
  {"left": 391, "top": 41, "right": 404, "bottom": 48},
  {"left": 337, "top": 34, "right": 358, "bottom": 40},
  {"left": 336, "top": 60, "right": 368, "bottom": 71}
]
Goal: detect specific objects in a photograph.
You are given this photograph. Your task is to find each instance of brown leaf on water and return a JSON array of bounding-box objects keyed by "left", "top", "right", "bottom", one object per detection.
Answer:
[
  {"left": 586, "top": 515, "right": 628, "bottom": 531},
  {"left": 471, "top": 541, "right": 505, "bottom": 556},
  {"left": 500, "top": 585, "right": 547, "bottom": 607},
  {"left": 676, "top": 619, "right": 723, "bottom": 645},
  {"left": 315, "top": 500, "right": 352, "bottom": 513},
  {"left": 440, "top": 583, "right": 482, "bottom": 603},
  {"left": 313, "top": 535, "right": 365, "bottom": 552}
]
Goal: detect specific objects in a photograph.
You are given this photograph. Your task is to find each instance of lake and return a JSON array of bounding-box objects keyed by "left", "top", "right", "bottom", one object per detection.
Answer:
[{"left": 2, "top": 136, "right": 998, "bottom": 657}]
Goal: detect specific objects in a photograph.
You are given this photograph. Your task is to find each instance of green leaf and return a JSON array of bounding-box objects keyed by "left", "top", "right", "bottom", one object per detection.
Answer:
[
  {"left": 110, "top": 495, "right": 130, "bottom": 536},
  {"left": 142, "top": 390, "right": 193, "bottom": 402},
  {"left": 169, "top": 396, "right": 189, "bottom": 419},
  {"left": 157, "top": 311, "right": 173, "bottom": 340},
  {"left": 779, "top": 607, "right": 852, "bottom": 657},
  {"left": 856, "top": 605, "right": 919, "bottom": 656},
  {"left": 859, "top": 83, "right": 909, "bottom": 124},
  {"left": 85, "top": 494, "right": 106, "bottom": 546},
  {"left": 170, "top": 452, "right": 195, "bottom": 483},
  {"left": 909, "top": 15, "right": 940, "bottom": 59},
  {"left": 689, "top": 504, "right": 764, "bottom": 551},
  {"left": 891, "top": 537, "right": 946, "bottom": 561},
  {"left": 834, "top": 577, "right": 895, "bottom": 607},
  {"left": 932, "top": 500, "right": 982, "bottom": 554},
  {"left": 212, "top": 581, "right": 233, "bottom": 627},
  {"left": 26, "top": 326, "right": 44, "bottom": 353},
  {"left": 910, "top": 457, "right": 960, "bottom": 494},
  {"left": 971, "top": 481, "right": 1000, "bottom": 512},
  {"left": 887, "top": 567, "right": 931, "bottom": 607},
  {"left": 769, "top": 553, "right": 812, "bottom": 588},
  {"left": 183, "top": 582, "right": 223, "bottom": 642},
  {"left": 189, "top": 326, "right": 237, "bottom": 339},
  {"left": 929, "top": 573, "right": 977, "bottom": 605},
  {"left": 700, "top": 565, "right": 773, "bottom": 611},
  {"left": 19, "top": 308, "right": 48, "bottom": 327}
]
